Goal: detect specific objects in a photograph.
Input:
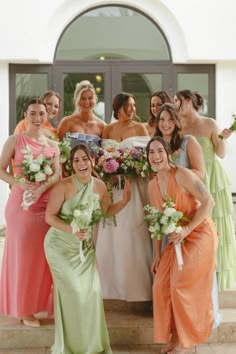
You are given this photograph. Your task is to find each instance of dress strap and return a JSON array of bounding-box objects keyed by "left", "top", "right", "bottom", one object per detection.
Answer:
[
  {"left": 72, "top": 174, "right": 93, "bottom": 193},
  {"left": 181, "top": 135, "right": 190, "bottom": 150}
]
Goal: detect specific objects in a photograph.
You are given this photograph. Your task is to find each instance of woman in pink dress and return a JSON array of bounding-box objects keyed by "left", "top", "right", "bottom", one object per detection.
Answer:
[{"left": 0, "top": 98, "right": 60, "bottom": 327}]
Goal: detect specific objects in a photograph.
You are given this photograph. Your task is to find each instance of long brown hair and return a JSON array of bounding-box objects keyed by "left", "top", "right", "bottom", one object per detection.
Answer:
[{"left": 154, "top": 103, "right": 183, "bottom": 153}]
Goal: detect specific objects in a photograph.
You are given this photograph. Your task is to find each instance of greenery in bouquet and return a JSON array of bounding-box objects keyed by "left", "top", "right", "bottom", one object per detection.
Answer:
[
  {"left": 59, "top": 194, "right": 106, "bottom": 233},
  {"left": 57, "top": 134, "right": 72, "bottom": 164},
  {"left": 16, "top": 144, "right": 54, "bottom": 183},
  {"left": 95, "top": 146, "right": 151, "bottom": 189},
  {"left": 218, "top": 113, "right": 236, "bottom": 139},
  {"left": 144, "top": 197, "right": 185, "bottom": 240}
]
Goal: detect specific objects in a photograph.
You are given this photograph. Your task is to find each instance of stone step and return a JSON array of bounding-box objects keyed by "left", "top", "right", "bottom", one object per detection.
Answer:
[{"left": 0, "top": 308, "right": 236, "bottom": 349}]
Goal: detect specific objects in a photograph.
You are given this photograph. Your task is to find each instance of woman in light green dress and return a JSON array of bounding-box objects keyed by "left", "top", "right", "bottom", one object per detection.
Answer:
[
  {"left": 174, "top": 90, "right": 236, "bottom": 291},
  {"left": 44, "top": 143, "right": 131, "bottom": 354}
]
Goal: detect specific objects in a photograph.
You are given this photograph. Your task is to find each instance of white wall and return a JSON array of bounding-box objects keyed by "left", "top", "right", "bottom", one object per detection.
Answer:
[{"left": 1, "top": 0, "right": 236, "bottom": 224}]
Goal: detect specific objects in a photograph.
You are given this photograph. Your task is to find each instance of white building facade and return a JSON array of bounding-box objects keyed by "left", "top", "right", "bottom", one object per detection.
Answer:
[{"left": 0, "top": 0, "right": 236, "bottom": 224}]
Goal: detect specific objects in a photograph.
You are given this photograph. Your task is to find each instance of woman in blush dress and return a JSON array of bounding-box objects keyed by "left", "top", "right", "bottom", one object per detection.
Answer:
[
  {"left": 0, "top": 98, "right": 60, "bottom": 327},
  {"left": 96, "top": 92, "right": 153, "bottom": 302},
  {"left": 143, "top": 91, "right": 172, "bottom": 137},
  {"left": 44, "top": 143, "right": 131, "bottom": 354},
  {"left": 174, "top": 89, "right": 236, "bottom": 291},
  {"left": 147, "top": 137, "right": 218, "bottom": 354},
  {"left": 57, "top": 80, "right": 106, "bottom": 149}
]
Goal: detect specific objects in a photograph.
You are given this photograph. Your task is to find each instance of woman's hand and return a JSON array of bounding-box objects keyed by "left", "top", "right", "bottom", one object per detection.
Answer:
[
  {"left": 218, "top": 128, "right": 232, "bottom": 140},
  {"left": 151, "top": 255, "right": 161, "bottom": 275},
  {"left": 76, "top": 229, "right": 88, "bottom": 241},
  {"left": 168, "top": 225, "right": 190, "bottom": 244},
  {"left": 22, "top": 183, "right": 45, "bottom": 205}
]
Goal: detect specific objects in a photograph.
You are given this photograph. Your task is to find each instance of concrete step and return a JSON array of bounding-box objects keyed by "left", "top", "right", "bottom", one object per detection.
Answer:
[{"left": 0, "top": 308, "right": 236, "bottom": 349}]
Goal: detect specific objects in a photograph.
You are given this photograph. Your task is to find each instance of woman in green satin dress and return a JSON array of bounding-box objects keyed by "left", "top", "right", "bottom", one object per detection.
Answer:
[
  {"left": 174, "top": 89, "right": 236, "bottom": 291},
  {"left": 44, "top": 143, "right": 131, "bottom": 354}
]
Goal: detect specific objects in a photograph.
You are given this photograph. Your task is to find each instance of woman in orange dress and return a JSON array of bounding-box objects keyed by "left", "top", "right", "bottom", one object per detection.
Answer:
[
  {"left": 0, "top": 98, "right": 60, "bottom": 327},
  {"left": 146, "top": 136, "right": 218, "bottom": 353}
]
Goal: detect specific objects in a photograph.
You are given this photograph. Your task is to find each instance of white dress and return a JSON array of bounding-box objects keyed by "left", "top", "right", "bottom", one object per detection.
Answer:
[{"left": 96, "top": 136, "right": 153, "bottom": 301}]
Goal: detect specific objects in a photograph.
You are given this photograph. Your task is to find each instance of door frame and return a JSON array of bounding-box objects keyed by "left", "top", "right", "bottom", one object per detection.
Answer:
[{"left": 53, "top": 60, "right": 173, "bottom": 122}]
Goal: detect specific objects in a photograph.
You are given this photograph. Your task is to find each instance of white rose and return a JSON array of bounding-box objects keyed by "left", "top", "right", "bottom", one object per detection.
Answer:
[
  {"left": 44, "top": 165, "right": 53, "bottom": 175},
  {"left": 164, "top": 207, "right": 176, "bottom": 217},
  {"left": 29, "top": 162, "right": 40, "bottom": 172},
  {"left": 35, "top": 171, "right": 46, "bottom": 182}
]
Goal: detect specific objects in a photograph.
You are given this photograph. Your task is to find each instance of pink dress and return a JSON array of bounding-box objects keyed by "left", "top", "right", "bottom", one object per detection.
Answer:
[{"left": 0, "top": 134, "right": 59, "bottom": 318}]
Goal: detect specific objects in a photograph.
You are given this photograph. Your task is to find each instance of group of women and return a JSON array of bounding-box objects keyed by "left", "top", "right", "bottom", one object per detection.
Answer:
[{"left": 0, "top": 80, "right": 235, "bottom": 354}]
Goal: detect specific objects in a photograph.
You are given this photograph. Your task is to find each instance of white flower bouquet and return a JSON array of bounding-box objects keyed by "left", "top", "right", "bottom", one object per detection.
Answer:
[
  {"left": 16, "top": 145, "right": 54, "bottom": 210},
  {"left": 144, "top": 197, "right": 186, "bottom": 270},
  {"left": 62, "top": 194, "right": 106, "bottom": 262}
]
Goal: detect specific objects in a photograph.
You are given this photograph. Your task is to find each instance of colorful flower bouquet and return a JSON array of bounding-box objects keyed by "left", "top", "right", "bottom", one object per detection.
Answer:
[
  {"left": 16, "top": 145, "right": 54, "bottom": 210},
  {"left": 144, "top": 197, "right": 186, "bottom": 270},
  {"left": 95, "top": 146, "right": 151, "bottom": 189},
  {"left": 218, "top": 113, "right": 236, "bottom": 139}
]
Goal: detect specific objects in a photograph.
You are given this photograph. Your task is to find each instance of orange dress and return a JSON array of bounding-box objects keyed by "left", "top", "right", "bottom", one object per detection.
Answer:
[
  {"left": 149, "top": 167, "right": 218, "bottom": 348},
  {"left": 0, "top": 134, "right": 59, "bottom": 317}
]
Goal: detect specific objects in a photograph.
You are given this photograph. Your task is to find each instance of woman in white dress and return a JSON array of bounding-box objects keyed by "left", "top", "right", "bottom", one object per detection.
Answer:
[{"left": 96, "top": 92, "right": 153, "bottom": 302}]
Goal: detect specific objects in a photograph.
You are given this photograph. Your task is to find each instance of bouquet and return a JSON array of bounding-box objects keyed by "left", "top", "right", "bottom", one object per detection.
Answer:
[
  {"left": 95, "top": 146, "right": 151, "bottom": 189},
  {"left": 218, "top": 113, "right": 236, "bottom": 139},
  {"left": 57, "top": 135, "right": 71, "bottom": 164},
  {"left": 144, "top": 197, "right": 186, "bottom": 270},
  {"left": 16, "top": 145, "right": 54, "bottom": 210},
  {"left": 60, "top": 194, "right": 106, "bottom": 262}
]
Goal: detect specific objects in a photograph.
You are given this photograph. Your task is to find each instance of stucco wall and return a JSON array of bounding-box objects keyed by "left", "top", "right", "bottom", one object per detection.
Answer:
[{"left": 0, "top": 0, "right": 236, "bottom": 224}]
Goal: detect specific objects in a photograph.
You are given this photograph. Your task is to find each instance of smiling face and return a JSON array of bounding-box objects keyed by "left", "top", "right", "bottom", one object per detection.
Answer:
[
  {"left": 158, "top": 109, "right": 176, "bottom": 139},
  {"left": 150, "top": 95, "right": 163, "bottom": 118},
  {"left": 147, "top": 139, "right": 171, "bottom": 173},
  {"left": 77, "top": 89, "right": 96, "bottom": 113},
  {"left": 44, "top": 94, "right": 60, "bottom": 120},
  {"left": 119, "top": 96, "right": 136, "bottom": 120},
  {"left": 72, "top": 148, "right": 93, "bottom": 181},
  {"left": 24, "top": 103, "right": 47, "bottom": 129}
]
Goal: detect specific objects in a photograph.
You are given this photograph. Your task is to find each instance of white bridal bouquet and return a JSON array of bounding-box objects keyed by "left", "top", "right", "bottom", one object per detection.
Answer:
[
  {"left": 68, "top": 194, "right": 106, "bottom": 262},
  {"left": 144, "top": 197, "right": 186, "bottom": 270},
  {"left": 16, "top": 145, "right": 54, "bottom": 210}
]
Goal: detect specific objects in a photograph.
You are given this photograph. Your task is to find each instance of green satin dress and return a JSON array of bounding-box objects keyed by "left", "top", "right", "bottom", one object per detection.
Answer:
[
  {"left": 197, "top": 137, "right": 236, "bottom": 291},
  {"left": 44, "top": 175, "right": 112, "bottom": 354}
]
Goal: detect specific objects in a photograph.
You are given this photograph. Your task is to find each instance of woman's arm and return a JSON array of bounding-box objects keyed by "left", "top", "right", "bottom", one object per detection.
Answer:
[
  {"left": 172, "top": 168, "right": 214, "bottom": 241},
  {"left": 0, "top": 135, "right": 19, "bottom": 186},
  {"left": 45, "top": 181, "right": 72, "bottom": 233},
  {"left": 99, "top": 179, "right": 131, "bottom": 216},
  {"left": 209, "top": 118, "right": 228, "bottom": 158},
  {"left": 186, "top": 135, "right": 205, "bottom": 180}
]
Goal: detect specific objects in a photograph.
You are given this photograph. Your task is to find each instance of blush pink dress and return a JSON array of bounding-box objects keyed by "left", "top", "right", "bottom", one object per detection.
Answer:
[{"left": 0, "top": 134, "right": 59, "bottom": 318}]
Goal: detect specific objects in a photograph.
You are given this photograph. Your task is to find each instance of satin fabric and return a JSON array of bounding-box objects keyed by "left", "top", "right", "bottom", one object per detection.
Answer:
[
  {"left": 44, "top": 176, "right": 112, "bottom": 354},
  {"left": 0, "top": 134, "right": 59, "bottom": 317},
  {"left": 165, "top": 135, "right": 221, "bottom": 328},
  {"left": 197, "top": 136, "right": 236, "bottom": 291},
  {"left": 150, "top": 167, "right": 218, "bottom": 348},
  {"left": 96, "top": 137, "right": 153, "bottom": 301}
]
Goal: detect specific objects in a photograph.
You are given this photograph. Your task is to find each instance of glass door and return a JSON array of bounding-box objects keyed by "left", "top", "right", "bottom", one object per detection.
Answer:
[
  {"left": 53, "top": 62, "right": 172, "bottom": 123},
  {"left": 53, "top": 64, "right": 112, "bottom": 122}
]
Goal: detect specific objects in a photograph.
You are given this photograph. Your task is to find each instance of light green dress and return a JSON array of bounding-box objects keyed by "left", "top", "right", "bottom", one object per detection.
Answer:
[
  {"left": 44, "top": 175, "right": 112, "bottom": 354},
  {"left": 197, "top": 136, "right": 236, "bottom": 290}
]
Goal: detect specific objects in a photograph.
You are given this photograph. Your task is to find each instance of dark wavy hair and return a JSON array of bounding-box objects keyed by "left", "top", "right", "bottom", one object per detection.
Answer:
[
  {"left": 175, "top": 89, "right": 204, "bottom": 112},
  {"left": 112, "top": 92, "right": 136, "bottom": 119},
  {"left": 148, "top": 91, "right": 172, "bottom": 126},
  {"left": 70, "top": 143, "right": 94, "bottom": 174},
  {"left": 23, "top": 98, "right": 47, "bottom": 113},
  {"left": 154, "top": 103, "right": 183, "bottom": 153}
]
